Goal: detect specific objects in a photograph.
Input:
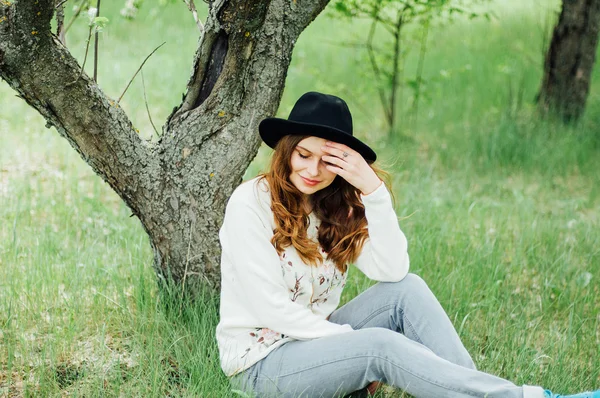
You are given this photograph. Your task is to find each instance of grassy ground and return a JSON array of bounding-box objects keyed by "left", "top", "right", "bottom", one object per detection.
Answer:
[{"left": 1, "top": 0, "right": 599, "bottom": 396}]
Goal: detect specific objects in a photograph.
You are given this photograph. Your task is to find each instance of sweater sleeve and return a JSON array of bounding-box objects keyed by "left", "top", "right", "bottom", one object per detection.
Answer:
[
  {"left": 219, "top": 194, "right": 354, "bottom": 340},
  {"left": 352, "top": 181, "right": 410, "bottom": 282}
]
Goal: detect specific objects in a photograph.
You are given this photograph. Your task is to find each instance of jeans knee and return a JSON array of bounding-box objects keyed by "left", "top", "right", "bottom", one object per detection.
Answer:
[
  {"left": 357, "top": 328, "right": 399, "bottom": 354},
  {"left": 402, "top": 272, "right": 427, "bottom": 286},
  {"left": 353, "top": 328, "right": 415, "bottom": 380},
  {"left": 391, "top": 273, "right": 430, "bottom": 296}
]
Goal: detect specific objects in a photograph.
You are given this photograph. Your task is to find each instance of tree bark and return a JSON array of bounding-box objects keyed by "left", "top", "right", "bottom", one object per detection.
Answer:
[
  {"left": 538, "top": 0, "right": 600, "bottom": 122},
  {"left": 0, "top": 0, "right": 329, "bottom": 293}
]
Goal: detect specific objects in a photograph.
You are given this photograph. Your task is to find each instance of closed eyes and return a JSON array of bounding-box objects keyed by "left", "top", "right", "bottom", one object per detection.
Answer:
[{"left": 296, "top": 149, "right": 333, "bottom": 166}]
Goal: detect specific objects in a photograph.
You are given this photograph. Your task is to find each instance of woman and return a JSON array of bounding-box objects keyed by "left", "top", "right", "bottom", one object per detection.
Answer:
[{"left": 215, "top": 92, "right": 599, "bottom": 398}]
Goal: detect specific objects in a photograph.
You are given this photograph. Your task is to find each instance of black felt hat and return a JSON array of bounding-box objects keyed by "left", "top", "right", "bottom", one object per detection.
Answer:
[{"left": 258, "top": 92, "right": 377, "bottom": 162}]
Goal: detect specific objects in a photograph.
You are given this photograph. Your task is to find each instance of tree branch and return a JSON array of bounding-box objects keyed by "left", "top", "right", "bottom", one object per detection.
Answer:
[
  {"left": 0, "top": 0, "right": 155, "bottom": 215},
  {"left": 366, "top": 7, "right": 392, "bottom": 128},
  {"left": 65, "top": 0, "right": 88, "bottom": 34},
  {"left": 56, "top": 0, "right": 69, "bottom": 8},
  {"left": 70, "top": 23, "right": 93, "bottom": 84},
  {"left": 93, "top": 0, "right": 100, "bottom": 82},
  {"left": 56, "top": 0, "right": 66, "bottom": 45},
  {"left": 183, "top": 0, "right": 204, "bottom": 33},
  {"left": 118, "top": 41, "right": 166, "bottom": 103},
  {"left": 141, "top": 70, "right": 160, "bottom": 138},
  {"left": 389, "top": 8, "right": 405, "bottom": 135},
  {"left": 411, "top": 18, "right": 430, "bottom": 128}
]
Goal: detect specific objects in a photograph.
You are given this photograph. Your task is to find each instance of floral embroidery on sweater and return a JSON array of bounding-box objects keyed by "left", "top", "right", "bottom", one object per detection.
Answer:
[
  {"left": 241, "top": 327, "right": 286, "bottom": 359},
  {"left": 290, "top": 273, "right": 305, "bottom": 302},
  {"left": 279, "top": 252, "right": 292, "bottom": 276},
  {"left": 309, "top": 264, "right": 347, "bottom": 308}
]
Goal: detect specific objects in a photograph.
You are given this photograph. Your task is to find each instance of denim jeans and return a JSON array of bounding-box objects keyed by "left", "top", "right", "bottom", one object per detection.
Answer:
[{"left": 229, "top": 273, "right": 545, "bottom": 398}]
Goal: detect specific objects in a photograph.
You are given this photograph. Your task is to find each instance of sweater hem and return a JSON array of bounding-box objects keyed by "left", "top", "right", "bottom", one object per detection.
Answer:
[{"left": 224, "top": 337, "right": 294, "bottom": 378}]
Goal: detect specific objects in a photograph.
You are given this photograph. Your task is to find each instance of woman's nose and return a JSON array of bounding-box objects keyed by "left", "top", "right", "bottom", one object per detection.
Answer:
[{"left": 307, "top": 159, "right": 320, "bottom": 176}]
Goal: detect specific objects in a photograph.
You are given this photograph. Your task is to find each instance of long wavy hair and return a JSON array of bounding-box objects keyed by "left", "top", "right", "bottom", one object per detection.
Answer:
[{"left": 257, "top": 134, "right": 392, "bottom": 273}]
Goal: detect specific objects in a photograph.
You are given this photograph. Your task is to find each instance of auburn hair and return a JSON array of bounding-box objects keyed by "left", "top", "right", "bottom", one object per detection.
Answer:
[{"left": 257, "top": 134, "right": 392, "bottom": 274}]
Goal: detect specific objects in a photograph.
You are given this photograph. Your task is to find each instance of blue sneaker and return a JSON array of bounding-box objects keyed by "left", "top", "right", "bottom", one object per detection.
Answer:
[{"left": 544, "top": 390, "right": 600, "bottom": 398}]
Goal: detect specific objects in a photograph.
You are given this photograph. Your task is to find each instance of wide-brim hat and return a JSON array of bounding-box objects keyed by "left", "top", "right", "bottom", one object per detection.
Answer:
[{"left": 258, "top": 92, "right": 377, "bottom": 162}]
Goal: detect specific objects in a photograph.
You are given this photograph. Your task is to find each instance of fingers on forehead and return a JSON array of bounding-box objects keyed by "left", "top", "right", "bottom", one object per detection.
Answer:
[{"left": 326, "top": 141, "right": 351, "bottom": 151}]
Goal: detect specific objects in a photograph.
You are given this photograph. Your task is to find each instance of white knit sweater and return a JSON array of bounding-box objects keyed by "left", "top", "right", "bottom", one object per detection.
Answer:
[{"left": 216, "top": 176, "right": 410, "bottom": 377}]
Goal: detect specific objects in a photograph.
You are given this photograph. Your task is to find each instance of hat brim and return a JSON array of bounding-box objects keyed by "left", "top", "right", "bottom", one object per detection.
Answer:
[{"left": 258, "top": 118, "right": 377, "bottom": 162}]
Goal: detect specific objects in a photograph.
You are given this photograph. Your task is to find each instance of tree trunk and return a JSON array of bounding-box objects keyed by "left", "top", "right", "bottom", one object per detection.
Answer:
[
  {"left": 538, "top": 0, "right": 600, "bottom": 122},
  {"left": 0, "top": 0, "right": 329, "bottom": 293}
]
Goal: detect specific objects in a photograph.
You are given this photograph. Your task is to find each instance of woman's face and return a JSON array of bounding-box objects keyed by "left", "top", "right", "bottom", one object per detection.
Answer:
[{"left": 289, "top": 136, "right": 337, "bottom": 195}]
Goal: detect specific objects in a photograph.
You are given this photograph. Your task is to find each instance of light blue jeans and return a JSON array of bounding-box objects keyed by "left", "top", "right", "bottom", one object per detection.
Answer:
[{"left": 230, "top": 273, "right": 544, "bottom": 398}]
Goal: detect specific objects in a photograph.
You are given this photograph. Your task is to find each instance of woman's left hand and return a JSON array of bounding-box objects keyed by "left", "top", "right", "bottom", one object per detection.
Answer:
[{"left": 321, "top": 141, "right": 382, "bottom": 195}]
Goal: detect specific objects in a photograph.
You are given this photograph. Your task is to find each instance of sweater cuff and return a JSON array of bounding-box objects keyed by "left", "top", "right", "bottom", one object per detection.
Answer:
[{"left": 360, "top": 180, "right": 387, "bottom": 204}]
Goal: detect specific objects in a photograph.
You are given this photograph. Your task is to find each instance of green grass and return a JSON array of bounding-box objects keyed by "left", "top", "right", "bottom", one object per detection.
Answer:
[{"left": 1, "top": 0, "right": 599, "bottom": 396}]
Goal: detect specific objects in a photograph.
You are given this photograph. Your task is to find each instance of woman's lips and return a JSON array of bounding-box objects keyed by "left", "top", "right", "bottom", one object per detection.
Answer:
[{"left": 301, "top": 176, "right": 320, "bottom": 186}]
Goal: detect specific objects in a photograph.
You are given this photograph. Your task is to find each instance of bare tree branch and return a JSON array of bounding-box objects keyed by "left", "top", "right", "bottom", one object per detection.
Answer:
[
  {"left": 411, "top": 18, "right": 430, "bottom": 128},
  {"left": 183, "top": 0, "right": 204, "bottom": 33},
  {"left": 141, "top": 70, "right": 160, "bottom": 137},
  {"left": 389, "top": 8, "right": 405, "bottom": 135},
  {"left": 70, "top": 23, "right": 94, "bottom": 85},
  {"left": 56, "top": 0, "right": 66, "bottom": 45},
  {"left": 366, "top": 9, "right": 392, "bottom": 127},
  {"left": 65, "top": 0, "right": 88, "bottom": 34},
  {"left": 118, "top": 42, "right": 166, "bottom": 103},
  {"left": 93, "top": 0, "right": 101, "bottom": 82}
]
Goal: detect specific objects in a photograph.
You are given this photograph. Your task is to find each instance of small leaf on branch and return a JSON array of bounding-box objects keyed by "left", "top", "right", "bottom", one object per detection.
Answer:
[{"left": 92, "top": 16, "right": 109, "bottom": 32}]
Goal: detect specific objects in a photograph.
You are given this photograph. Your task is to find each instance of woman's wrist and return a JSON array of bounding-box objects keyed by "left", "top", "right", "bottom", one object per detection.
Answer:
[{"left": 360, "top": 179, "right": 383, "bottom": 196}]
